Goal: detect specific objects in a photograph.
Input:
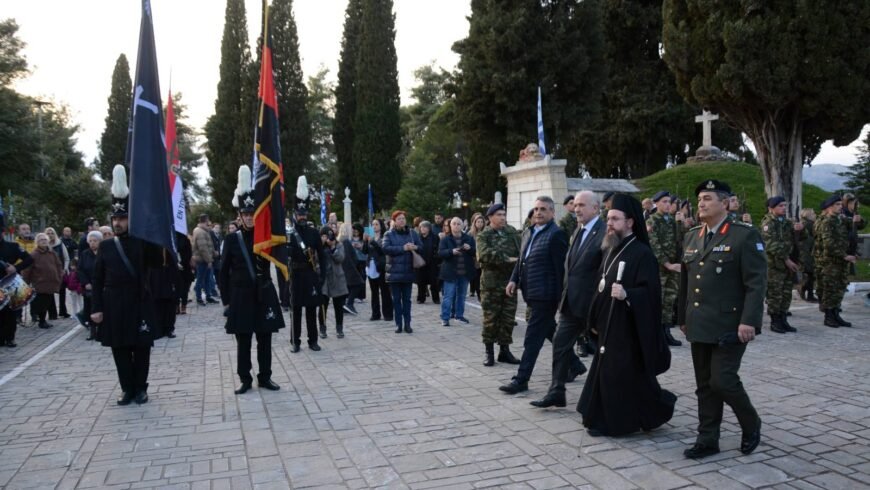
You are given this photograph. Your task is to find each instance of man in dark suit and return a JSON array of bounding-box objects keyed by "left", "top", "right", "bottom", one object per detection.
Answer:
[
  {"left": 679, "top": 179, "right": 767, "bottom": 459},
  {"left": 530, "top": 190, "right": 604, "bottom": 407},
  {"left": 499, "top": 196, "right": 569, "bottom": 394}
]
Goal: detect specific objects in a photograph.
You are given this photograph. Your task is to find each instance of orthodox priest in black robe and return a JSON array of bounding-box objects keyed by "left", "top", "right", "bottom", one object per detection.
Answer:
[{"left": 577, "top": 193, "right": 676, "bottom": 437}]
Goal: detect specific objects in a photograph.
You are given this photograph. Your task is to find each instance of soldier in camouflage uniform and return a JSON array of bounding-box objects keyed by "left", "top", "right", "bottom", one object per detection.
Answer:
[
  {"left": 760, "top": 197, "right": 805, "bottom": 333},
  {"left": 646, "top": 191, "right": 683, "bottom": 346},
  {"left": 798, "top": 209, "right": 817, "bottom": 302},
  {"left": 477, "top": 203, "right": 522, "bottom": 366},
  {"left": 814, "top": 195, "right": 857, "bottom": 327},
  {"left": 558, "top": 195, "right": 578, "bottom": 237}
]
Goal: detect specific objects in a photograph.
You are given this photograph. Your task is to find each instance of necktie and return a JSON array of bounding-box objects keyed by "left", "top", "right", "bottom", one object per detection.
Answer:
[
  {"left": 704, "top": 230, "right": 714, "bottom": 249},
  {"left": 577, "top": 226, "right": 587, "bottom": 248}
]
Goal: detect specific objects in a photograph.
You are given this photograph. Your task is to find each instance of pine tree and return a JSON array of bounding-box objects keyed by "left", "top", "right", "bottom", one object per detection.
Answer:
[
  {"left": 840, "top": 131, "right": 870, "bottom": 205},
  {"left": 352, "top": 0, "right": 402, "bottom": 213},
  {"left": 270, "top": 0, "right": 311, "bottom": 195},
  {"left": 333, "top": 0, "right": 363, "bottom": 192},
  {"left": 451, "top": 0, "right": 606, "bottom": 200},
  {"left": 205, "top": 0, "right": 255, "bottom": 216},
  {"left": 97, "top": 54, "right": 131, "bottom": 180}
]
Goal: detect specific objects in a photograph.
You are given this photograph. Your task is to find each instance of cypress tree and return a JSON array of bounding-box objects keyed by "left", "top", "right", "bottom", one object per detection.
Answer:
[
  {"left": 270, "top": 0, "right": 311, "bottom": 194},
  {"left": 307, "top": 66, "right": 336, "bottom": 188},
  {"left": 205, "top": 0, "right": 255, "bottom": 216},
  {"left": 452, "top": 0, "right": 606, "bottom": 200},
  {"left": 97, "top": 54, "right": 132, "bottom": 181},
  {"left": 352, "top": 0, "right": 402, "bottom": 213},
  {"left": 333, "top": 0, "right": 363, "bottom": 192}
]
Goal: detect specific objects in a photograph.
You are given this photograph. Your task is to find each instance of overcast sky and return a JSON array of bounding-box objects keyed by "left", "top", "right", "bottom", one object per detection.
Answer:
[{"left": 7, "top": 0, "right": 866, "bottom": 174}]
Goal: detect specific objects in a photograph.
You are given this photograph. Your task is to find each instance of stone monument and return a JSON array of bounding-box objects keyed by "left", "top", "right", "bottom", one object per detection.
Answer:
[
  {"left": 688, "top": 109, "right": 735, "bottom": 163},
  {"left": 343, "top": 187, "right": 352, "bottom": 224}
]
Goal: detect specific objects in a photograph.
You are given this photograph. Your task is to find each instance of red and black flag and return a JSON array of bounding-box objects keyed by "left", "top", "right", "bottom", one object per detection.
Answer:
[{"left": 252, "top": 0, "right": 288, "bottom": 280}]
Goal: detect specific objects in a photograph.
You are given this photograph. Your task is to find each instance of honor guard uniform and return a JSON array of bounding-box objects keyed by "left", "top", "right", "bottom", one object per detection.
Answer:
[
  {"left": 476, "top": 203, "right": 522, "bottom": 366},
  {"left": 679, "top": 179, "right": 766, "bottom": 459},
  {"left": 288, "top": 176, "right": 327, "bottom": 352},
  {"left": 0, "top": 207, "right": 33, "bottom": 347},
  {"left": 91, "top": 165, "right": 165, "bottom": 405},
  {"left": 760, "top": 196, "right": 805, "bottom": 333},
  {"left": 220, "top": 166, "right": 284, "bottom": 394},
  {"left": 647, "top": 190, "right": 683, "bottom": 347}
]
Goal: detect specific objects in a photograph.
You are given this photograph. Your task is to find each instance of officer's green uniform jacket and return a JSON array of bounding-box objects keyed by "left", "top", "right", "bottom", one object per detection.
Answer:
[
  {"left": 678, "top": 217, "right": 768, "bottom": 343},
  {"left": 760, "top": 213, "right": 804, "bottom": 270},
  {"left": 476, "top": 224, "right": 521, "bottom": 288}
]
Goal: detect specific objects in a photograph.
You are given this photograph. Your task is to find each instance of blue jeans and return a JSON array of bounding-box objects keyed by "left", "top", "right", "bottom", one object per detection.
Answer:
[
  {"left": 515, "top": 300, "right": 558, "bottom": 383},
  {"left": 194, "top": 262, "right": 215, "bottom": 301},
  {"left": 389, "top": 283, "right": 413, "bottom": 328},
  {"left": 441, "top": 277, "right": 469, "bottom": 321}
]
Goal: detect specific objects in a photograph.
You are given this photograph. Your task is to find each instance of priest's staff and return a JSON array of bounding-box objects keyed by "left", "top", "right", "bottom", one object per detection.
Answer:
[{"left": 598, "top": 261, "right": 626, "bottom": 356}]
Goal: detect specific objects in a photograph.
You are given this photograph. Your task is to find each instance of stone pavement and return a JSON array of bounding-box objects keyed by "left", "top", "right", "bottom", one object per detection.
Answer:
[{"left": 0, "top": 291, "right": 868, "bottom": 489}]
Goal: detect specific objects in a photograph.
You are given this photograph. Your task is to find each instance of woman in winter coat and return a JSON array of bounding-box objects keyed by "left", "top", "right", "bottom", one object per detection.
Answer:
[
  {"left": 415, "top": 221, "right": 440, "bottom": 304},
  {"left": 319, "top": 226, "right": 349, "bottom": 339},
  {"left": 338, "top": 223, "right": 365, "bottom": 315},
  {"left": 467, "top": 213, "right": 486, "bottom": 300},
  {"left": 382, "top": 210, "right": 423, "bottom": 334},
  {"left": 45, "top": 227, "right": 70, "bottom": 319},
  {"left": 363, "top": 218, "right": 392, "bottom": 322},
  {"left": 77, "top": 231, "right": 101, "bottom": 340},
  {"left": 438, "top": 217, "right": 476, "bottom": 326},
  {"left": 23, "top": 233, "right": 63, "bottom": 329}
]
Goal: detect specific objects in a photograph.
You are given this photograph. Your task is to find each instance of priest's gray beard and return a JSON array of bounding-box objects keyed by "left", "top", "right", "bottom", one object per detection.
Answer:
[{"left": 601, "top": 230, "right": 624, "bottom": 252}]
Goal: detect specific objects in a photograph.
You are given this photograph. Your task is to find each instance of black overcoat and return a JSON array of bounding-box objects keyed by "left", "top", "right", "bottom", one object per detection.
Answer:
[
  {"left": 92, "top": 235, "right": 164, "bottom": 348},
  {"left": 288, "top": 222, "right": 326, "bottom": 308},
  {"left": 220, "top": 230, "right": 285, "bottom": 334}
]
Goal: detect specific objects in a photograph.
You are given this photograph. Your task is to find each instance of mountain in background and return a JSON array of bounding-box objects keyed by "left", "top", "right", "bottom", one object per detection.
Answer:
[{"left": 803, "top": 164, "right": 848, "bottom": 192}]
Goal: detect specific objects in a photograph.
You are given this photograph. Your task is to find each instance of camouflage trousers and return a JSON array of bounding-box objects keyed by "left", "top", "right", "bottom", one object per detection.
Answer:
[
  {"left": 815, "top": 261, "right": 848, "bottom": 309},
  {"left": 660, "top": 268, "right": 679, "bottom": 324},
  {"left": 481, "top": 286, "right": 518, "bottom": 345},
  {"left": 766, "top": 267, "right": 794, "bottom": 314}
]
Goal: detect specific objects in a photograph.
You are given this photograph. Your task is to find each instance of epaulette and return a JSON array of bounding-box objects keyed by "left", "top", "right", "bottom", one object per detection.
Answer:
[
  {"left": 689, "top": 224, "right": 703, "bottom": 232},
  {"left": 733, "top": 221, "right": 753, "bottom": 228}
]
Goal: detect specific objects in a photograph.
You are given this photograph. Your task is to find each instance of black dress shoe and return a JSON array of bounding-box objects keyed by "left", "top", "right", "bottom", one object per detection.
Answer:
[
  {"left": 234, "top": 382, "right": 252, "bottom": 394},
  {"left": 258, "top": 379, "right": 280, "bottom": 391},
  {"left": 196, "top": 299, "right": 206, "bottom": 306},
  {"left": 369, "top": 316, "right": 380, "bottom": 321},
  {"left": 59, "top": 313, "right": 71, "bottom": 319},
  {"left": 291, "top": 344, "right": 301, "bottom": 353},
  {"left": 309, "top": 343, "right": 321, "bottom": 351},
  {"left": 395, "top": 326, "right": 403, "bottom": 333},
  {"left": 117, "top": 392, "right": 134, "bottom": 406},
  {"left": 567, "top": 363, "right": 588, "bottom": 383},
  {"left": 740, "top": 419, "right": 762, "bottom": 454},
  {"left": 586, "top": 428, "right": 604, "bottom": 437},
  {"left": 167, "top": 332, "right": 177, "bottom": 339},
  {"left": 683, "top": 443, "right": 720, "bottom": 459},
  {"left": 404, "top": 325, "right": 413, "bottom": 334},
  {"left": 135, "top": 391, "right": 149, "bottom": 404},
  {"left": 530, "top": 393, "right": 566, "bottom": 408},
  {"left": 5, "top": 340, "right": 16, "bottom": 348},
  {"left": 498, "top": 379, "right": 528, "bottom": 394}
]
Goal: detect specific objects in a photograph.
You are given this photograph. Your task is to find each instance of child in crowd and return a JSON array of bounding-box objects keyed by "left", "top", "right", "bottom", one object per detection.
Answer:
[{"left": 64, "top": 259, "right": 84, "bottom": 320}]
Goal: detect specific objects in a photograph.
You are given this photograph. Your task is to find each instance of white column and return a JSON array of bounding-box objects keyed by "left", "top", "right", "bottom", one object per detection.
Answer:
[{"left": 343, "top": 187, "right": 352, "bottom": 224}]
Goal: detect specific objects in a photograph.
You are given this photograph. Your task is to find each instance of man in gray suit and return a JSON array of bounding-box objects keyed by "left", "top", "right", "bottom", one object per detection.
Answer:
[{"left": 531, "top": 191, "right": 605, "bottom": 408}]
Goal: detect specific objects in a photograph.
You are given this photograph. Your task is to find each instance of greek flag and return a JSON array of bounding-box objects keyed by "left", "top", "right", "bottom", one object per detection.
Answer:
[{"left": 537, "top": 86, "right": 547, "bottom": 156}]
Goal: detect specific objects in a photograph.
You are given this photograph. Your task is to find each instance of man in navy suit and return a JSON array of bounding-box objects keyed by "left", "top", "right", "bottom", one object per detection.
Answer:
[
  {"left": 531, "top": 191, "right": 605, "bottom": 407},
  {"left": 500, "top": 196, "right": 569, "bottom": 394}
]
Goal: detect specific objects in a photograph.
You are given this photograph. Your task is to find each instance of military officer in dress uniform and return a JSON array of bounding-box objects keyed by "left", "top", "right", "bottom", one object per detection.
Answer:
[
  {"left": 760, "top": 196, "right": 805, "bottom": 333},
  {"left": 288, "top": 176, "right": 327, "bottom": 352},
  {"left": 476, "top": 203, "right": 522, "bottom": 366},
  {"left": 679, "top": 179, "right": 766, "bottom": 459},
  {"left": 220, "top": 166, "right": 284, "bottom": 394},
  {"left": 647, "top": 190, "right": 683, "bottom": 347},
  {"left": 91, "top": 165, "right": 165, "bottom": 405}
]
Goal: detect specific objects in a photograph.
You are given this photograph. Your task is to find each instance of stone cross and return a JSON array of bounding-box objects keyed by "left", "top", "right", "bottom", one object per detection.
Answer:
[{"left": 695, "top": 110, "right": 719, "bottom": 148}]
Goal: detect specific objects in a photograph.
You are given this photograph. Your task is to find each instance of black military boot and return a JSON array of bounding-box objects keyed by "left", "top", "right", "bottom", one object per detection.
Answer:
[
  {"left": 664, "top": 324, "right": 682, "bottom": 346},
  {"left": 834, "top": 308, "right": 852, "bottom": 327},
  {"left": 780, "top": 312, "right": 797, "bottom": 332},
  {"left": 823, "top": 309, "right": 840, "bottom": 328},
  {"left": 483, "top": 343, "right": 495, "bottom": 366},
  {"left": 770, "top": 314, "right": 787, "bottom": 333},
  {"left": 497, "top": 344, "right": 521, "bottom": 364},
  {"left": 86, "top": 325, "right": 96, "bottom": 341},
  {"left": 805, "top": 289, "right": 818, "bottom": 303}
]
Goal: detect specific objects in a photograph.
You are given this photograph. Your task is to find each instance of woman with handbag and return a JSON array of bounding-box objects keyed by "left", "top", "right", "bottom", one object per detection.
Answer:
[
  {"left": 383, "top": 210, "right": 423, "bottom": 333},
  {"left": 319, "top": 227, "right": 349, "bottom": 339},
  {"left": 364, "top": 219, "right": 393, "bottom": 322},
  {"left": 438, "top": 217, "right": 476, "bottom": 326}
]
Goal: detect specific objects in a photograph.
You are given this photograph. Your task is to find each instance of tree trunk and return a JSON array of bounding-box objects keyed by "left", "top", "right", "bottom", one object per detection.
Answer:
[{"left": 747, "top": 112, "right": 804, "bottom": 218}]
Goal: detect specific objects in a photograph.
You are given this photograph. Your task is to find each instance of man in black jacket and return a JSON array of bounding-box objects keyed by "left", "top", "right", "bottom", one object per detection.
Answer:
[
  {"left": 288, "top": 176, "right": 327, "bottom": 352},
  {"left": 531, "top": 191, "right": 604, "bottom": 407},
  {"left": 500, "top": 196, "right": 569, "bottom": 394},
  {"left": 0, "top": 209, "right": 33, "bottom": 347}
]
